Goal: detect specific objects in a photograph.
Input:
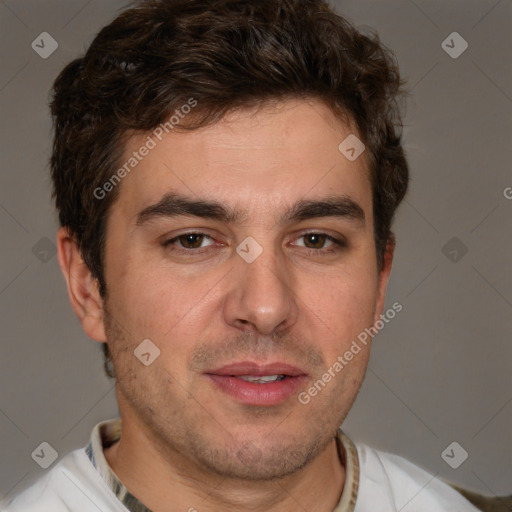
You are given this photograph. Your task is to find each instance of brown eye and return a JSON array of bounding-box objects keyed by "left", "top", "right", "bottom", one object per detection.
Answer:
[
  {"left": 302, "top": 233, "right": 328, "bottom": 249},
  {"left": 177, "top": 233, "right": 206, "bottom": 249},
  {"left": 292, "top": 233, "right": 345, "bottom": 255}
]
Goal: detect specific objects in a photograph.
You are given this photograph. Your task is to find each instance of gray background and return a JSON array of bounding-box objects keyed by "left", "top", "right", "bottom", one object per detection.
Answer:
[{"left": 1, "top": 0, "right": 511, "bottom": 502}]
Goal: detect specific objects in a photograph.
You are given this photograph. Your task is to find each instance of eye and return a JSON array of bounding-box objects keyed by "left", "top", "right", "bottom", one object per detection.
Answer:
[
  {"left": 293, "top": 233, "right": 343, "bottom": 251},
  {"left": 164, "top": 233, "right": 215, "bottom": 250},
  {"left": 295, "top": 233, "right": 331, "bottom": 249},
  {"left": 161, "top": 231, "right": 345, "bottom": 257}
]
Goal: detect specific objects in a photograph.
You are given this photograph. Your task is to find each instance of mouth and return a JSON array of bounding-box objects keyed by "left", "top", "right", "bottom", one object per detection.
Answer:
[{"left": 204, "top": 362, "right": 308, "bottom": 406}]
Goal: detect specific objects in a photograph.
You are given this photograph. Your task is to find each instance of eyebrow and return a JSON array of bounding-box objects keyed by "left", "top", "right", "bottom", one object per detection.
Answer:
[{"left": 136, "top": 192, "right": 365, "bottom": 227}]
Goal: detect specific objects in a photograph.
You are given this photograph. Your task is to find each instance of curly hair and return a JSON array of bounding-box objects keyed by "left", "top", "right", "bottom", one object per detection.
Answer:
[{"left": 50, "top": 0, "right": 409, "bottom": 378}]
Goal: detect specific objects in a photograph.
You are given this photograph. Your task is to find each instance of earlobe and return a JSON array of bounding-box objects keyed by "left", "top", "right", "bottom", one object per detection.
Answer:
[
  {"left": 374, "top": 237, "right": 395, "bottom": 324},
  {"left": 56, "top": 227, "right": 107, "bottom": 342}
]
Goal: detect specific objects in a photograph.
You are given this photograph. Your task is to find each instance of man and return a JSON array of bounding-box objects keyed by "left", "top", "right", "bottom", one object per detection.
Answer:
[{"left": 2, "top": 0, "right": 484, "bottom": 510}]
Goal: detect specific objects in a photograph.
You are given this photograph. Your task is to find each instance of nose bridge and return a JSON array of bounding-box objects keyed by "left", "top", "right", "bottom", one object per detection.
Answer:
[
  {"left": 240, "top": 238, "right": 284, "bottom": 290},
  {"left": 224, "top": 235, "right": 298, "bottom": 335}
]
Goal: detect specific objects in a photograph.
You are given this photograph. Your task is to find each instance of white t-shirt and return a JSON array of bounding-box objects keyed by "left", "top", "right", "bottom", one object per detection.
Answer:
[{"left": 1, "top": 418, "right": 480, "bottom": 512}]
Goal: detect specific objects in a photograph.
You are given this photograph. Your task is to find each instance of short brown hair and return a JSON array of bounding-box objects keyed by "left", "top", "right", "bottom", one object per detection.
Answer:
[{"left": 50, "top": 0, "right": 408, "bottom": 376}]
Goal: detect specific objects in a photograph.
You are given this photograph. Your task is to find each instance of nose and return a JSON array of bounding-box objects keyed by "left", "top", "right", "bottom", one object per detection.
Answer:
[{"left": 223, "top": 243, "right": 299, "bottom": 335}]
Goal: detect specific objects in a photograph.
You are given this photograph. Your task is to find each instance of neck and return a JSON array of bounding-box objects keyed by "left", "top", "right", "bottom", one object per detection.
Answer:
[{"left": 104, "top": 418, "right": 346, "bottom": 512}]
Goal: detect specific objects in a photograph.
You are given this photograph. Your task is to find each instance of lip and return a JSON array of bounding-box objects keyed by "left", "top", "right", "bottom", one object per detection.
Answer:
[
  {"left": 205, "top": 361, "right": 308, "bottom": 406},
  {"left": 207, "top": 361, "right": 306, "bottom": 377}
]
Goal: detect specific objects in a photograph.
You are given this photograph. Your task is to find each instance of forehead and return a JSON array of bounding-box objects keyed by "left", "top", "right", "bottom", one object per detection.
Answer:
[{"left": 112, "top": 98, "right": 372, "bottom": 223}]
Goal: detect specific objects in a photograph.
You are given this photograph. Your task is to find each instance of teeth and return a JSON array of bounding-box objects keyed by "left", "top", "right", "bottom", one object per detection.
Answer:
[{"left": 238, "top": 374, "right": 285, "bottom": 383}]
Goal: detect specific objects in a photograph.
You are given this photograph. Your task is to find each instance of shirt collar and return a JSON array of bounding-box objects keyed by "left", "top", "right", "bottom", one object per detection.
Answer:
[
  {"left": 86, "top": 418, "right": 359, "bottom": 512},
  {"left": 86, "top": 419, "right": 150, "bottom": 512}
]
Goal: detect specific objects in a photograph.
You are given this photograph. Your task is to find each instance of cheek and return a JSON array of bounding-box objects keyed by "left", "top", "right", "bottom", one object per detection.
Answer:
[
  {"left": 300, "top": 266, "right": 378, "bottom": 342},
  {"left": 110, "top": 258, "right": 222, "bottom": 343}
]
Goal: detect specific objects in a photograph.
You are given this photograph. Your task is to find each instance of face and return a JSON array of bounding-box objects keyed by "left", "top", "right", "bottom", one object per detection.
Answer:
[{"left": 100, "top": 99, "right": 392, "bottom": 480}]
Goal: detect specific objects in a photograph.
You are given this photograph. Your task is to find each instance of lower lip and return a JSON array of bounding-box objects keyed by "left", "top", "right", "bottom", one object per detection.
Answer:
[{"left": 206, "top": 374, "right": 307, "bottom": 406}]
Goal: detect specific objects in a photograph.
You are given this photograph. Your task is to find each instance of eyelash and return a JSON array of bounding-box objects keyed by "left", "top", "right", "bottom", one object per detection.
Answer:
[{"left": 162, "top": 232, "right": 346, "bottom": 256}]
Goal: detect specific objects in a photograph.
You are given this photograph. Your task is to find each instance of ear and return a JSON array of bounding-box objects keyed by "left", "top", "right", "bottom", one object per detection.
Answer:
[
  {"left": 373, "top": 236, "right": 395, "bottom": 324},
  {"left": 57, "top": 226, "right": 107, "bottom": 342}
]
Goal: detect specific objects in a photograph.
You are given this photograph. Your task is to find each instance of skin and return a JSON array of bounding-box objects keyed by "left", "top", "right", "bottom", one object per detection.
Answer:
[{"left": 57, "top": 98, "right": 394, "bottom": 512}]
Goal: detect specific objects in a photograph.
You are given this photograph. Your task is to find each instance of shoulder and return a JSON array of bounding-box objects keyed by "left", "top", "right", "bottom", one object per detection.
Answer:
[
  {"left": 353, "top": 441, "right": 481, "bottom": 512},
  {"left": 1, "top": 448, "right": 127, "bottom": 512}
]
